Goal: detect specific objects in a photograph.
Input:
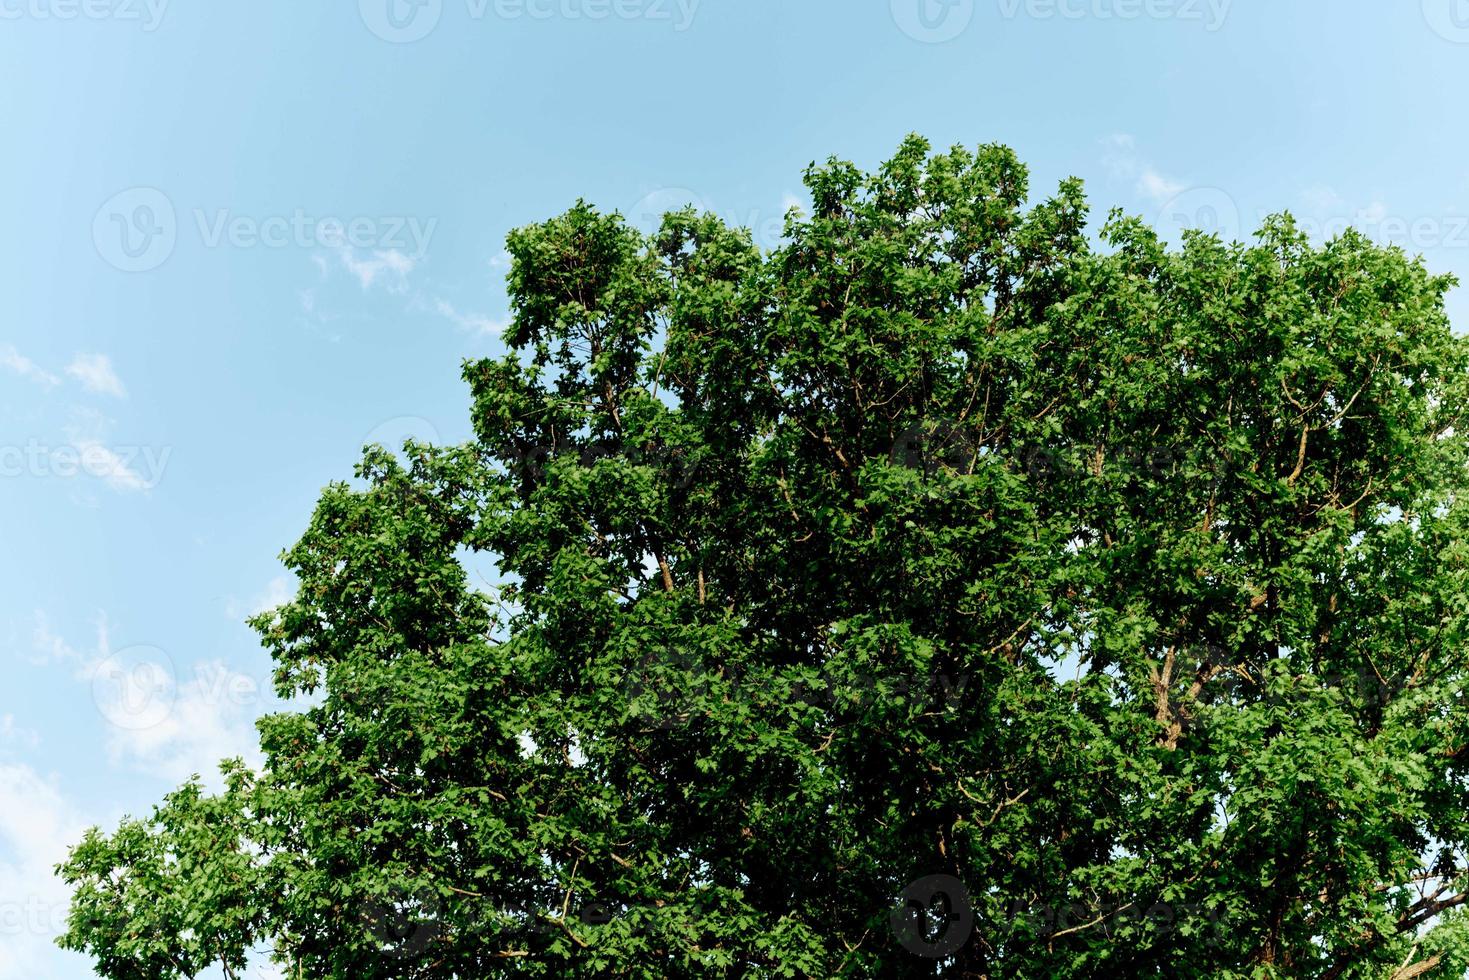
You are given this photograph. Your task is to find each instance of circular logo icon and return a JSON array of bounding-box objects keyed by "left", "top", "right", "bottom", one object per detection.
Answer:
[
  {"left": 362, "top": 415, "right": 443, "bottom": 458},
  {"left": 890, "top": 874, "right": 974, "bottom": 959},
  {"left": 621, "top": 645, "right": 710, "bottom": 731},
  {"left": 361, "top": 883, "right": 444, "bottom": 959},
  {"left": 93, "top": 188, "right": 176, "bottom": 273},
  {"left": 359, "top": 0, "right": 442, "bottom": 42},
  {"left": 889, "top": 422, "right": 978, "bottom": 477},
  {"left": 891, "top": 0, "right": 975, "bottom": 43},
  {"left": 91, "top": 645, "right": 176, "bottom": 732},
  {"left": 1156, "top": 186, "right": 1242, "bottom": 245},
  {"left": 1424, "top": 0, "right": 1469, "bottom": 42},
  {"left": 629, "top": 186, "right": 711, "bottom": 239}
]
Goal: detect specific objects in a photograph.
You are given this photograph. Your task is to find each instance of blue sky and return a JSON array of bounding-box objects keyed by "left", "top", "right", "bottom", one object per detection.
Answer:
[{"left": 3, "top": 2, "right": 1468, "bottom": 976}]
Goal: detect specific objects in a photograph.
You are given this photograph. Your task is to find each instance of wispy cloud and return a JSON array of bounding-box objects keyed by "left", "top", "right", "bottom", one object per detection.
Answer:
[
  {"left": 339, "top": 248, "right": 415, "bottom": 292},
  {"left": 65, "top": 353, "right": 127, "bottom": 398},
  {"left": 32, "top": 613, "right": 270, "bottom": 787},
  {"left": 225, "top": 574, "right": 295, "bottom": 621},
  {"left": 1100, "top": 133, "right": 1189, "bottom": 205},
  {"left": 434, "top": 298, "right": 504, "bottom": 336},
  {"left": 1359, "top": 200, "right": 1389, "bottom": 224},
  {"left": 0, "top": 763, "right": 90, "bottom": 980},
  {"left": 1100, "top": 132, "right": 1139, "bottom": 178},
  {"left": 58, "top": 410, "right": 167, "bottom": 494},
  {"left": 0, "top": 345, "right": 59, "bottom": 388},
  {"left": 30, "top": 610, "right": 101, "bottom": 670},
  {"left": 1137, "top": 169, "right": 1187, "bottom": 205},
  {"left": 72, "top": 440, "right": 154, "bottom": 492},
  {"left": 102, "top": 659, "right": 266, "bottom": 785},
  {"left": 1301, "top": 185, "right": 1345, "bottom": 212},
  {"left": 0, "top": 715, "right": 40, "bottom": 752}
]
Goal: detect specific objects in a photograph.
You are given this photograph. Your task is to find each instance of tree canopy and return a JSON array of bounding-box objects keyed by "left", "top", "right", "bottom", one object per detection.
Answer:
[{"left": 58, "top": 136, "right": 1469, "bottom": 978}]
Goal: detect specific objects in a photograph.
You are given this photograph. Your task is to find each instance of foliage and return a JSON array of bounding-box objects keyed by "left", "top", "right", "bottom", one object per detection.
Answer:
[{"left": 58, "top": 136, "right": 1469, "bottom": 978}]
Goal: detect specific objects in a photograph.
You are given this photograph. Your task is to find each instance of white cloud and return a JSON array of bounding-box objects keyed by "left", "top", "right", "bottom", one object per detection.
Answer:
[
  {"left": 34, "top": 614, "right": 269, "bottom": 788},
  {"left": 0, "top": 716, "right": 40, "bottom": 752},
  {"left": 1360, "top": 200, "right": 1389, "bottom": 224},
  {"left": 1301, "top": 185, "right": 1345, "bottom": 212},
  {"left": 0, "top": 345, "right": 59, "bottom": 388},
  {"left": 1137, "top": 169, "right": 1187, "bottom": 205},
  {"left": 0, "top": 763, "right": 90, "bottom": 980},
  {"left": 102, "top": 659, "right": 266, "bottom": 786},
  {"left": 434, "top": 298, "right": 504, "bottom": 336},
  {"left": 1100, "top": 132, "right": 1139, "bottom": 180},
  {"left": 225, "top": 575, "right": 295, "bottom": 621},
  {"left": 53, "top": 409, "right": 165, "bottom": 494},
  {"left": 1100, "top": 134, "right": 1190, "bottom": 206},
  {"left": 8, "top": 612, "right": 285, "bottom": 976},
  {"left": 30, "top": 610, "right": 104, "bottom": 671},
  {"left": 339, "top": 248, "right": 415, "bottom": 292},
  {"left": 71, "top": 440, "right": 153, "bottom": 493},
  {"left": 29, "top": 614, "right": 71, "bottom": 668},
  {"left": 64, "top": 353, "right": 126, "bottom": 399}
]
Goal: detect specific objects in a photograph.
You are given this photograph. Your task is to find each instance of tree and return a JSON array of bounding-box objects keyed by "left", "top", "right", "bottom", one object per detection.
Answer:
[{"left": 58, "top": 136, "right": 1469, "bottom": 978}]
